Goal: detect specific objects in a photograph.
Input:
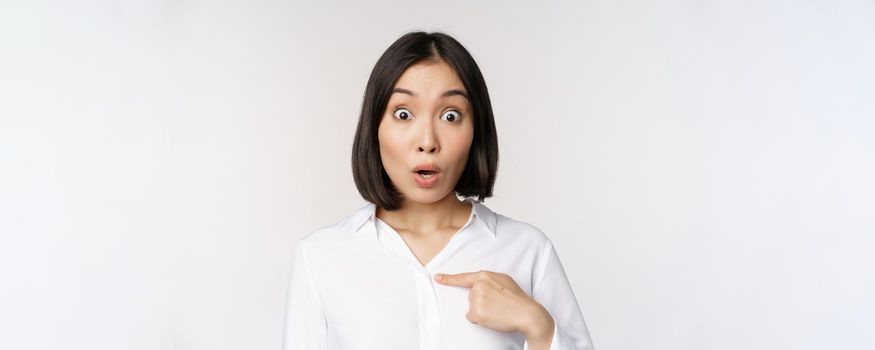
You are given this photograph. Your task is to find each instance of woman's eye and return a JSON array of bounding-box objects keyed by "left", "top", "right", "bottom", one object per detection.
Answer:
[
  {"left": 441, "top": 110, "right": 461, "bottom": 123},
  {"left": 393, "top": 108, "right": 413, "bottom": 120}
]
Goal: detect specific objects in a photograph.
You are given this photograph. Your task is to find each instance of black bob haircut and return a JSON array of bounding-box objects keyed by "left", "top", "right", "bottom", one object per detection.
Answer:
[{"left": 352, "top": 31, "right": 499, "bottom": 211}]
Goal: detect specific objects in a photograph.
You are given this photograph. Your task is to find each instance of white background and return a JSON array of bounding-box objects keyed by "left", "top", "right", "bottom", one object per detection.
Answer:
[{"left": 1, "top": 1, "right": 873, "bottom": 349}]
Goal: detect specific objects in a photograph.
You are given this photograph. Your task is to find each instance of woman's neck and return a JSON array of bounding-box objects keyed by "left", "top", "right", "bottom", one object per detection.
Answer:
[{"left": 375, "top": 194, "right": 473, "bottom": 236}]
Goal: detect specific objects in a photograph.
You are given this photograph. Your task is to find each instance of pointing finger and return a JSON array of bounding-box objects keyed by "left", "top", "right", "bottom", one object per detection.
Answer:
[{"left": 434, "top": 271, "right": 484, "bottom": 287}]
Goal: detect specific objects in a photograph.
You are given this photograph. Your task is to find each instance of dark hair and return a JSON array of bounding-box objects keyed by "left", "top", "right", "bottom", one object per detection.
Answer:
[{"left": 352, "top": 31, "right": 499, "bottom": 211}]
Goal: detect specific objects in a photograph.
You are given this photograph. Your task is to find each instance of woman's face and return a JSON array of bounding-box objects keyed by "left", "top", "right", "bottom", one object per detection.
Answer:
[{"left": 378, "top": 60, "right": 474, "bottom": 205}]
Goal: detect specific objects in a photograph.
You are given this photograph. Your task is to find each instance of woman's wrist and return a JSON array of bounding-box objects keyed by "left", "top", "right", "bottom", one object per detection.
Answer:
[{"left": 522, "top": 302, "right": 555, "bottom": 346}]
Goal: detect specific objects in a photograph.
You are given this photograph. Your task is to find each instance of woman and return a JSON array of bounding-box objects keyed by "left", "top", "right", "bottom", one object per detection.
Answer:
[{"left": 284, "top": 31, "right": 594, "bottom": 350}]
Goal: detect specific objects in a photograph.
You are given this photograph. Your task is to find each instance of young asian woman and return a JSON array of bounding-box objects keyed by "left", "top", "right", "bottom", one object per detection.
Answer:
[{"left": 283, "top": 31, "right": 594, "bottom": 350}]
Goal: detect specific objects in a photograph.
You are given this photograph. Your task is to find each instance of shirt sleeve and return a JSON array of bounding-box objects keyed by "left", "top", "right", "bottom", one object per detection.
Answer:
[
  {"left": 522, "top": 238, "right": 595, "bottom": 350},
  {"left": 282, "top": 239, "right": 329, "bottom": 350}
]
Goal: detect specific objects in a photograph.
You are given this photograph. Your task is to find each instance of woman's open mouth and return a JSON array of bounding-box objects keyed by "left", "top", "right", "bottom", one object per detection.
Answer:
[{"left": 412, "top": 169, "right": 440, "bottom": 188}]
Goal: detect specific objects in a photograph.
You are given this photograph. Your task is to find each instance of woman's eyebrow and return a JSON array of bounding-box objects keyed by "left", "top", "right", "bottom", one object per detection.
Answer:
[{"left": 392, "top": 87, "right": 469, "bottom": 100}]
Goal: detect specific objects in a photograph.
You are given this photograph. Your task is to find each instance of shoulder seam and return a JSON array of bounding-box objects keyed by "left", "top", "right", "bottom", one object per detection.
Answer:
[
  {"left": 298, "top": 240, "right": 326, "bottom": 313},
  {"left": 532, "top": 236, "right": 557, "bottom": 296}
]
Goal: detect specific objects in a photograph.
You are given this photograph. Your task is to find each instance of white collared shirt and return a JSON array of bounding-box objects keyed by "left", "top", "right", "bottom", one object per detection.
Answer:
[{"left": 283, "top": 198, "right": 594, "bottom": 350}]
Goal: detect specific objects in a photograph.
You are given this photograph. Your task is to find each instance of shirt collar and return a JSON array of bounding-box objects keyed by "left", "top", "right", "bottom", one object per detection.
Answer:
[{"left": 346, "top": 197, "right": 497, "bottom": 238}]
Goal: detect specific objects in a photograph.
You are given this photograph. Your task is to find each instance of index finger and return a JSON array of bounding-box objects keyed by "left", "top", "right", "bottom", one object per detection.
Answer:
[{"left": 434, "top": 271, "right": 483, "bottom": 287}]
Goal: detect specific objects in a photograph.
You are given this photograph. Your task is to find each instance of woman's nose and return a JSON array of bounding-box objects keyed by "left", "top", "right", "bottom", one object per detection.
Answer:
[
  {"left": 417, "top": 134, "right": 438, "bottom": 153},
  {"left": 417, "top": 121, "right": 439, "bottom": 153}
]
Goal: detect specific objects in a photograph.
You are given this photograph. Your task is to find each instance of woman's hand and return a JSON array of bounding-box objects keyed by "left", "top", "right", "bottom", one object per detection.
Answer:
[{"left": 434, "top": 270, "right": 555, "bottom": 348}]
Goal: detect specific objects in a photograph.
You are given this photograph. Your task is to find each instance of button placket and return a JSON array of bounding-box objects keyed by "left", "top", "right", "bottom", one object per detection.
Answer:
[{"left": 416, "top": 267, "right": 442, "bottom": 350}]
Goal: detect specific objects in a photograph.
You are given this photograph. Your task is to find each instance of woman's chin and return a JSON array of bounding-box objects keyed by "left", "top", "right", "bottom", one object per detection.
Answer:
[{"left": 401, "top": 188, "right": 452, "bottom": 205}]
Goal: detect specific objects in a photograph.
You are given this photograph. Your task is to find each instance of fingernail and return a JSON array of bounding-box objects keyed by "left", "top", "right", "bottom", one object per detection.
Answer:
[{"left": 434, "top": 274, "right": 443, "bottom": 281}]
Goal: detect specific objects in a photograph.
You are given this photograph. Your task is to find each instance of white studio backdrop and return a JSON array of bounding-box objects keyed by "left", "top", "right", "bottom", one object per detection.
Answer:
[{"left": 1, "top": 1, "right": 873, "bottom": 349}]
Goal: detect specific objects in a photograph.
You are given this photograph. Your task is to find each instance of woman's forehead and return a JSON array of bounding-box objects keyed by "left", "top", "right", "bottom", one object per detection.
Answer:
[{"left": 393, "top": 61, "right": 467, "bottom": 98}]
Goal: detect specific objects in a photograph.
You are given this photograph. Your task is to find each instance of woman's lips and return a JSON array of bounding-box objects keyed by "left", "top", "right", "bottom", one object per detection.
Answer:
[{"left": 413, "top": 171, "right": 440, "bottom": 188}]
